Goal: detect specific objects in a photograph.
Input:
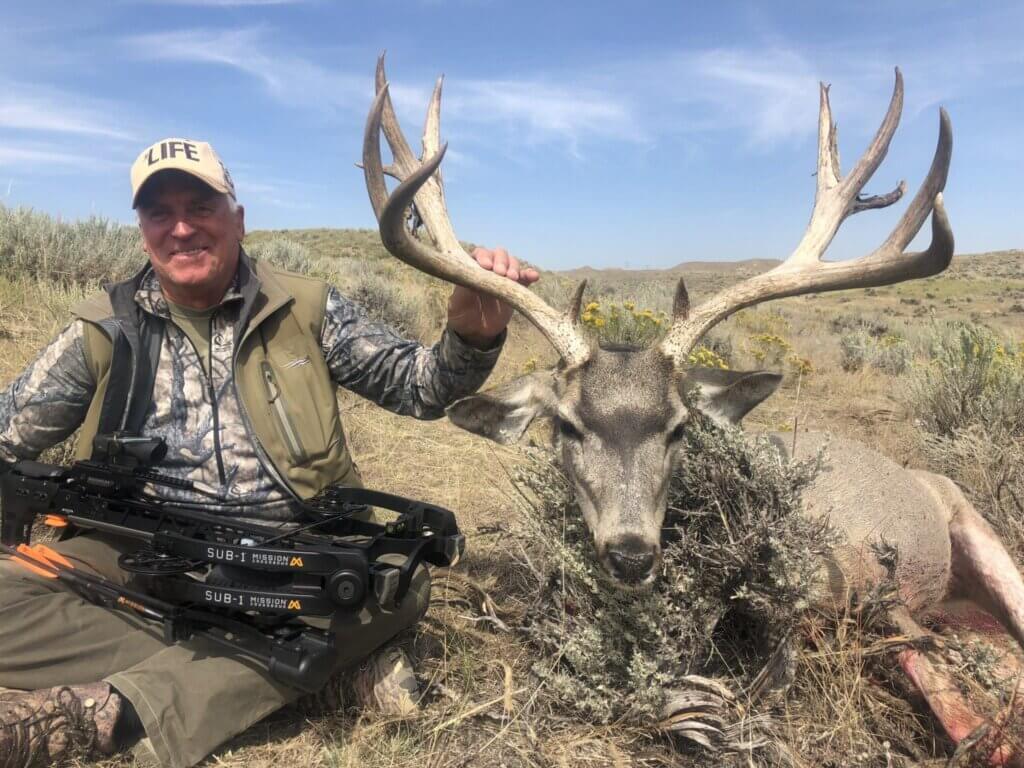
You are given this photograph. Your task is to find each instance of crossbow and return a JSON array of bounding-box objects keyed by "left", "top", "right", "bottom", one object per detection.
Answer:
[{"left": 0, "top": 434, "right": 464, "bottom": 693}]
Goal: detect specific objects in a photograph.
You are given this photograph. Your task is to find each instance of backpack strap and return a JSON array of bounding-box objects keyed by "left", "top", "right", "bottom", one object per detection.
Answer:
[{"left": 91, "top": 272, "right": 165, "bottom": 447}]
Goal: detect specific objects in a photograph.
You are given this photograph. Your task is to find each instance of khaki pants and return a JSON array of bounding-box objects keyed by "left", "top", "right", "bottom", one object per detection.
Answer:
[{"left": 0, "top": 531, "right": 431, "bottom": 768}]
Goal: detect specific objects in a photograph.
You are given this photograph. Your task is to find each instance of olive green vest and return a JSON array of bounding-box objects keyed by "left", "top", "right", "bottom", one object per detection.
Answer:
[{"left": 71, "top": 260, "right": 362, "bottom": 500}]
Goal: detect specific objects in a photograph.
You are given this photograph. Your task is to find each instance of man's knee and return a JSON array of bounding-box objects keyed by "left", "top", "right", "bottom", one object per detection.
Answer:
[
  {"left": 407, "top": 564, "right": 431, "bottom": 624},
  {"left": 0, "top": 556, "right": 58, "bottom": 609}
]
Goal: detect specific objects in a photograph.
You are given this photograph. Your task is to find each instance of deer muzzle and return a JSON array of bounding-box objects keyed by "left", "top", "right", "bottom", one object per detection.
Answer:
[{"left": 603, "top": 535, "right": 660, "bottom": 586}]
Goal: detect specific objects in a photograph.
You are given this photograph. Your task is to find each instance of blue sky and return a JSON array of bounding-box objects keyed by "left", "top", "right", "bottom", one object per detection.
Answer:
[{"left": 1, "top": 0, "right": 1021, "bottom": 269}]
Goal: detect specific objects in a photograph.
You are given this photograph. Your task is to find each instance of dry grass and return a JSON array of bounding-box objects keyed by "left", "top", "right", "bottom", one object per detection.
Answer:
[
  {"left": 1, "top": 219, "right": 1023, "bottom": 767},
  {"left": 779, "top": 604, "right": 943, "bottom": 767}
]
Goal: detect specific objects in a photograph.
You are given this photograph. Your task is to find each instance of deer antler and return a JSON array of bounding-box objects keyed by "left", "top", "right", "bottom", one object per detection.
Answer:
[
  {"left": 362, "top": 54, "right": 591, "bottom": 367},
  {"left": 660, "top": 68, "right": 954, "bottom": 366}
]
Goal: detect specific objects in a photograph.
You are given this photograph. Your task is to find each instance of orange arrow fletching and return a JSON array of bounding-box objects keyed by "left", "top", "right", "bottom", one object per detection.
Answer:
[
  {"left": 33, "top": 545, "right": 73, "bottom": 569},
  {"left": 15, "top": 544, "right": 64, "bottom": 571},
  {"left": 11, "top": 556, "right": 58, "bottom": 579}
]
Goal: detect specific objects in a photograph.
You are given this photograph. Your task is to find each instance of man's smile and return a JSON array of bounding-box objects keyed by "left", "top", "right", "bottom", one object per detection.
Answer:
[{"left": 170, "top": 246, "right": 210, "bottom": 258}]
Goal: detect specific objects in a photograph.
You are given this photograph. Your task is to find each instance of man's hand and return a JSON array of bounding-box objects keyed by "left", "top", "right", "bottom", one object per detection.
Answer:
[{"left": 447, "top": 247, "right": 540, "bottom": 348}]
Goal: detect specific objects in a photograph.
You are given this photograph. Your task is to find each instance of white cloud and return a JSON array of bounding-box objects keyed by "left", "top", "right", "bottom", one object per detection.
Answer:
[
  {"left": 121, "top": 24, "right": 1024, "bottom": 161},
  {"left": 0, "top": 143, "right": 117, "bottom": 171},
  {"left": 447, "top": 80, "right": 644, "bottom": 157},
  {"left": 116, "top": 28, "right": 883, "bottom": 157},
  {"left": 124, "top": 28, "right": 644, "bottom": 158},
  {"left": 688, "top": 48, "right": 822, "bottom": 144},
  {"left": 0, "top": 83, "right": 138, "bottom": 141},
  {"left": 123, "top": 28, "right": 366, "bottom": 113},
  {"left": 631, "top": 34, "right": 1024, "bottom": 148}
]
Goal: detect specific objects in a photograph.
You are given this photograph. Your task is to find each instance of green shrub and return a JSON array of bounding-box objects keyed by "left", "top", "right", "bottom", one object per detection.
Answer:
[
  {"left": 908, "top": 322, "right": 1024, "bottom": 559},
  {"left": 530, "top": 272, "right": 579, "bottom": 312},
  {"left": 920, "top": 426, "right": 1024, "bottom": 559},
  {"left": 908, "top": 322, "right": 1024, "bottom": 439},
  {"left": 580, "top": 299, "right": 668, "bottom": 347},
  {"left": 829, "top": 314, "right": 887, "bottom": 338},
  {"left": 699, "top": 332, "right": 733, "bottom": 367},
  {"left": 244, "top": 227, "right": 392, "bottom": 262},
  {"left": 509, "top": 414, "right": 829, "bottom": 726},
  {"left": 840, "top": 331, "right": 911, "bottom": 375},
  {"left": 839, "top": 332, "right": 869, "bottom": 372},
  {"left": 342, "top": 263, "right": 437, "bottom": 342},
  {"left": 246, "top": 237, "right": 314, "bottom": 274},
  {"left": 0, "top": 205, "right": 143, "bottom": 284}
]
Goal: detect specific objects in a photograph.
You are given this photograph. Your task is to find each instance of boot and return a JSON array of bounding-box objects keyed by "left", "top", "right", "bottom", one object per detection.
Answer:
[
  {"left": 0, "top": 682, "right": 121, "bottom": 768},
  {"left": 295, "top": 645, "right": 419, "bottom": 718}
]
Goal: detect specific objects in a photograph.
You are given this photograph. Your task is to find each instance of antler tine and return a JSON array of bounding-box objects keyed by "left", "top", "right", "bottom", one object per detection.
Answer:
[
  {"left": 374, "top": 55, "right": 419, "bottom": 173},
  {"left": 362, "top": 70, "right": 591, "bottom": 367},
  {"left": 568, "top": 280, "right": 589, "bottom": 324},
  {"left": 790, "top": 69, "right": 906, "bottom": 270},
  {"left": 815, "top": 83, "right": 841, "bottom": 196},
  {"left": 423, "top": 75, "right": 444, "bottom": 160},
  {"left": 660, "top": 74, "right": 953, "bottom": 366},
  {"left": 840, "top": 68, "right": 904, "bottom": 203},
  {"left": 363, "top": 54, "right": 422, "bottom": 218},
  {"left": 369, "top": 55, "right": 467, "bottom": 259},
  {"left": 880, "top": 108, "right": 952, "bottom": 255},
  {"left": 419, "top": 75, "right": 446, "bottom": 212}
]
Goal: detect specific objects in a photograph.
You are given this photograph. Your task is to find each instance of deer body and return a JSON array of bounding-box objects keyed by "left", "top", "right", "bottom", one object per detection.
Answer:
[
  {"left": 794, "top": 431, "right": 1024, "bottom": 649},
  {"left": 784, "top": 431, "right": 954, "bottom": 612},
  {"left": 787, "top": 430, "right": 1024, "bottom": 652},
  {"left": 361, "top": 56, "right": 1024, "bottom": 759}
]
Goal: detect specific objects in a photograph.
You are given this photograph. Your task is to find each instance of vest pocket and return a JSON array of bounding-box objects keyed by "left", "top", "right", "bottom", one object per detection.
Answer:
[{"left": 260, "top": 360, "right": 307, "bottom": 464}]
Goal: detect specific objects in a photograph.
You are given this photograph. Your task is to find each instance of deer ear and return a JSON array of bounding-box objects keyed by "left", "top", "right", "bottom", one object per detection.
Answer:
[
  {"left": 447, "top": 372, "right": 557, "bottom": 444},
  {"left": 687, "top": 368, "right": 783, "bottom": 426}
]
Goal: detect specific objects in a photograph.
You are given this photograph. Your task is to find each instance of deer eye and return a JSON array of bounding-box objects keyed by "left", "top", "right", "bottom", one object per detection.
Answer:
[
  {"left": 667, "top": 423, "right": 688, "bottom": 445},
  {"left": 557, "top": 417, "right": 584, "bottom": 442}
]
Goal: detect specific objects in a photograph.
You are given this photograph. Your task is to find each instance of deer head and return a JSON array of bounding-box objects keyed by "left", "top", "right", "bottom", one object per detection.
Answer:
[{"left": 362, "top": 56, "right": 953, "bottom": 586}]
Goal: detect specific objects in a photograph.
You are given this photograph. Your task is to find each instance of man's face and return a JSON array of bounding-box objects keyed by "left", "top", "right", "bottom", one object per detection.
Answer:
[{"left": 136, "top": 174, "right": 245, "bottom": 307}]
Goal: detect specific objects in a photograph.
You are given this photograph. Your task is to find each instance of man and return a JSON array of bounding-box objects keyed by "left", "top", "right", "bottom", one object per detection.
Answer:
[{"left": 0, "top": 138, "right": 536, "bottom": 767}]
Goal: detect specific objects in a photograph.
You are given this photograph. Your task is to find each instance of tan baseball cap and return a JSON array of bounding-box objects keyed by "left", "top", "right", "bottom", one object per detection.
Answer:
[{"left": 130, "top": 138, "right": 236, "bottom": 208}]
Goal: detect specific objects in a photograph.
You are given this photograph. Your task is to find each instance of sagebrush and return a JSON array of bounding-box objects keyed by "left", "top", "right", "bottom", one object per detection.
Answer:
[
  {"left": 907, "top": 321, "right": 1024, "bottom": 560},
  {"left": 0, "top": 205, "right": 142, "bottom": 285},
  {"left": 508, "top": 413, "right": 829, "bottom": 729}
]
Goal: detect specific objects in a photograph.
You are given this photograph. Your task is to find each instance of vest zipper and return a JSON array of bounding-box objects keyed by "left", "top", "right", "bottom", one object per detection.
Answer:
[
  {"left": 208, "top": 315, "right": 227, "bottom": 486},
  {"left": 233, "top": 320, "right": 301, "bottom": 501},
  {"left": 227, "top": 255, "right": 302, "bottom": 501},
  {"left": 234, "top": 375, "right": 299, "bottom": 500},
  {"left": 260, "top": 361, "right": 307, "bottom": 464}
]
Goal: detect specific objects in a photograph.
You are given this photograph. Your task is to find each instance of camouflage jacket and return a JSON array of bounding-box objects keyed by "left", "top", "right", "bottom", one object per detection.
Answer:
[{"left": 0, "top": 261, "right": 502, "bottom": 520}]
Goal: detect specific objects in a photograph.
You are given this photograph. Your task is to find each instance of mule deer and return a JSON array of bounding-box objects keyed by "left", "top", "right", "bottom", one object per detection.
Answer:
[{"left": 362, "top": 56, "right": 1024, "bottom": 759}]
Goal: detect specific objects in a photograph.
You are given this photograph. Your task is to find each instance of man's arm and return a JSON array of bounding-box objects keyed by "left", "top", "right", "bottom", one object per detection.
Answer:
[
  {"left": 320, "top": 286, "right": 503, "bottom": 419},
  {"left": 0, "top": 321, "right": 97, "bottom": 464}
]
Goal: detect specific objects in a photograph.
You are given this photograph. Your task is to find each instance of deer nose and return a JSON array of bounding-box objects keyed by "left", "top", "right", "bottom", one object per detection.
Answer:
[{"left": 606, "top": 537, "right": 657, "bottom": 584}]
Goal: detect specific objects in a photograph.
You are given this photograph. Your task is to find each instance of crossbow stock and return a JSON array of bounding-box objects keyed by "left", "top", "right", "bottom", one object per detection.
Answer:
[{"left": 0, "top": 434, "right": 465, "bottom": 692}]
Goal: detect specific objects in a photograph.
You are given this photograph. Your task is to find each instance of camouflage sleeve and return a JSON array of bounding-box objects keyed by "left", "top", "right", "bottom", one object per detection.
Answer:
[
  {"left": 320, "top": 286, "right": 503, "bottom": 419},
  {"left": 0, "top": 321, "right": 96, "bottom": 464}
]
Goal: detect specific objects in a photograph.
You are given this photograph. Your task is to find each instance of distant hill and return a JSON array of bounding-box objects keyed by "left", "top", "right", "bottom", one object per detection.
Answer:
[
  {"left": 243, "top": 224, "right": 1019, "bottom": 282},
  {"left": 558, "top": 252, "right": 1023, "bottom": 282},
  {"left": 560, "top": 258, "right": 782, "bottom": 281}
]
